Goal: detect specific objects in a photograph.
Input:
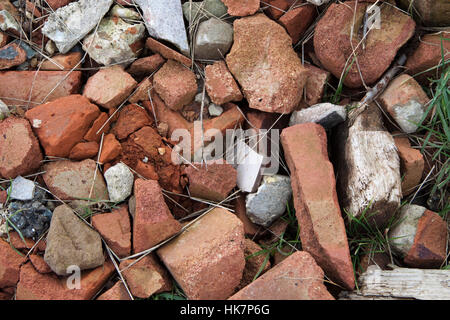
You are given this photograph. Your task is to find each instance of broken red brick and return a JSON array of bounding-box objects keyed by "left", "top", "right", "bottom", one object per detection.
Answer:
[
  {"left": 84, "top": 112, "right": 111, "bottom": 143},
  {"left": 0, "top": 239, "right": 25, "bottom": 288},
  {"left": 184, "top": 160, "right": 237, "bottom": 202},
  {"left": 16, "top": 261, "right": 115, "bottom": 300},
  {"left": 405, "top": 32, "right": 450, "bottom": 81},
  {"left": 69, "top": 141, "right": 99, "bottom": 161},
  {"left": 234, "top": 194, "right": 261, "bottom": 237},
  {"left": 237, "top": 239, "right": 271, "bottom": 290},
  {"left": 96, "top": 281, "right": 131, "bottom": 300},
  {"left": 281, "top": 123, "right": 354, "bottom": 290},
  {"left": 205, "top": 61, "right": 243, "bottom": 105},
  {"left": 153, "top": 60, "right": 197, "bottom": 111},
  {"left": 0, "top": 117, "right": 43, "bottom": 179},
  {"left": 264, "top": 0, "right": 296, "bottom": 19},
  {"left": 25, "top": 94, "right": 100, "bottom": 157},
  {"left": 133, "top": 179, "right": 181, "bottom": 253},
  {"left": 222, "top": 0, "right": 260, "bottom": 16},
  {"left": 0, "top": 42, "right": 27, "bottom": 70},
  {"left": 46, "top": 0, "right": 75, "bottom": 10},
  {"left": 279, "top": 4, "right": 316, "bottom": 44},
  {"left": 40, "top": 52, "right": 83, "bottom": 71},
  {"left": 302, "top": 63, "right": 330, "bottom": 107},
  {"left": 229, "top": 251, "right": 334, "bottom": 300},
  {"left": 29, "top": 254, "right": 52, "bottom": 274},
  {"left": 0, "top": 71, "right": 82, "bottom": 106},
  {"left": 128, "top": 53, "right": 165, "bottom": 77},
  {"left": 394, "top": 135, "right": 424, "bottom": 196},
  {"left": 120, "top": 254, "right": 172, "bottom": 298},
  {"left": 92, "top": 205, "right": 131, "bottom": 258},
  {"left": 112, "top": 104, "right": 152, "bottom": 140},
  {"left": 404, "top": 210, "right": 447, "bottom": 269},
  {"left": 146, "top": 37, "right": 192, "bottom": 68},
  {"left": 157, "top": 208, "right": 245, "bottom": 300},
  {"left": 99, "top": 133, "right": 122, "bottom": 164},
  {"left": 83, "top": 66, "right": 137, "bottom": 109},
  {"left": 134, "top": 161, "right": 159, "bottom": 180},
  {"left": 129, "top": 78, "right": 153, "bottom": 104}
]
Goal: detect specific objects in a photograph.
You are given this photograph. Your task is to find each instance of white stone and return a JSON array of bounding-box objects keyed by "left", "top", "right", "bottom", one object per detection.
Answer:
[
  {"left": 246, "top": 175, "right": 292, "bottom": 227},
  {"left": 0, "top": 99, "right": 9, "bottom": 118},
  {"left": 0, "top": 10, "right": 20, "bottom": 33},
  {"left": 135, "top": 0, "right": 190, "bottom": 55},
  {"left": 104, "top": 163, "right": 134, "bottom": 203},
  {"left": 42, "top": 0, "right": 113, "bottom": 54},
  {"left": 235, "top": 140, "right": 263, "bottom": 193},
  {"left": 289, "top": 103, "right": 347, "bottom": 129},
  {"left": 110, "top": 5, "right": 140, "bottom": 20},
  {"left": 194, "top": 18, "right": 233, "bottom": 60},
  {"left": 83, "top": 16, "right": 145, "bottom": 66},
  {"left": 208, "top": 103, "right": 223, "bottom": 117},
  {"left": 392, "top": 100, "right": 424, "bottom": 134},
  {"left": 388, "top": 204, "right": 425, "bottom": 257},
  {"left": 8, "top": 176, "right": 36, "bottom": 201},
  {"left": 306, "top": 0, "right": 331, "bottom": 5}
]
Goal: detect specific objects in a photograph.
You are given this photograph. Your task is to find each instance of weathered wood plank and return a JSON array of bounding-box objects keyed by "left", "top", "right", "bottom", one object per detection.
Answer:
[{"left": 345, "top": 265, "right": 450, "bottom": 300}]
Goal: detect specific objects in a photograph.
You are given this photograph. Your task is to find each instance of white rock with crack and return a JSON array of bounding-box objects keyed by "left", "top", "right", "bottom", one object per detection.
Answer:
[
  {"left": 135, "top": 0, "right": 190, "bottom": 55},
  {"left": 8, "top": 176, "right": 36, "bottom": 201},
  {"left": 42, "top": 0, "right": 113, "bottom": 54},
  {"left": 104, "top": 163, "right": 134, "bottom": 203},
  {"left": 83, "top": 16, "right": 145, "bottom": 66}
]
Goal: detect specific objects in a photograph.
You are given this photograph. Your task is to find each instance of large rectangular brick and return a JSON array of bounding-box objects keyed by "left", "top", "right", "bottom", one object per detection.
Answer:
[
  {"left": 0, "top": 71, "right": 82, "bottom": 106},
  {"left": 280, "top": 123, "right": 354, "bottom": 290}
]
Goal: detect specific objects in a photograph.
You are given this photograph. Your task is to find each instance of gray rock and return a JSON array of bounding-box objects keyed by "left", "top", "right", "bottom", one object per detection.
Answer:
[
  {"left": 44, "top": 205, "right": 104, "bottom": 275},
  {"left": 391, "top": 100, "right": 424, "bottom": 134},
  {"left": 289, "top": 103, "right": 347, "bottom": 130},
  {"left": 246, "top": 175, "right": 292, "bottom": 227},
  {"left": 0, "top": 10, "right": 20, "bottom": 33},
  {"left": 42, "top": 0, "right": 113, "bottom": 54},
  {"left": 204, "top": 0, "right": 228, "bottom": 17},
  {"left": 388, "top": 204, "right": 425, "bottom": 257},
  {"left": 8, "top": 176, "right": 36, "bottom": 201},
  {"left": 182, "top": 0, "right": 228, "bottom": 24},
  {"left": 104, "top": 163, "right": 134, "bottom": 203},
  {"left": 11, "top": 40, "right": 36, "bottom": 59},
  {"left": 83, "top": 16, "right": 145, "bottom": 66},
  {"left": 208, "top": 103, "right": 223, "bottom": 117},
  {"left": 135, "top": 0, "right": 189, "bottom": 55},
  {"left": 194, "top": 18, "right": 233, "bottom": 60}
]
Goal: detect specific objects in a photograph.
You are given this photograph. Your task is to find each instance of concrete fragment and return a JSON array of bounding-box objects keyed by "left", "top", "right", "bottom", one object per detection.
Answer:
[
  {"left": 42, "top": 0, "right": 113, "bottom": 54},
  {"left": 83, "top": 16, "right": 145, "bottom": 66},
  {"left": 135, "top": 0, "right": 189, "bottom": 55}
]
